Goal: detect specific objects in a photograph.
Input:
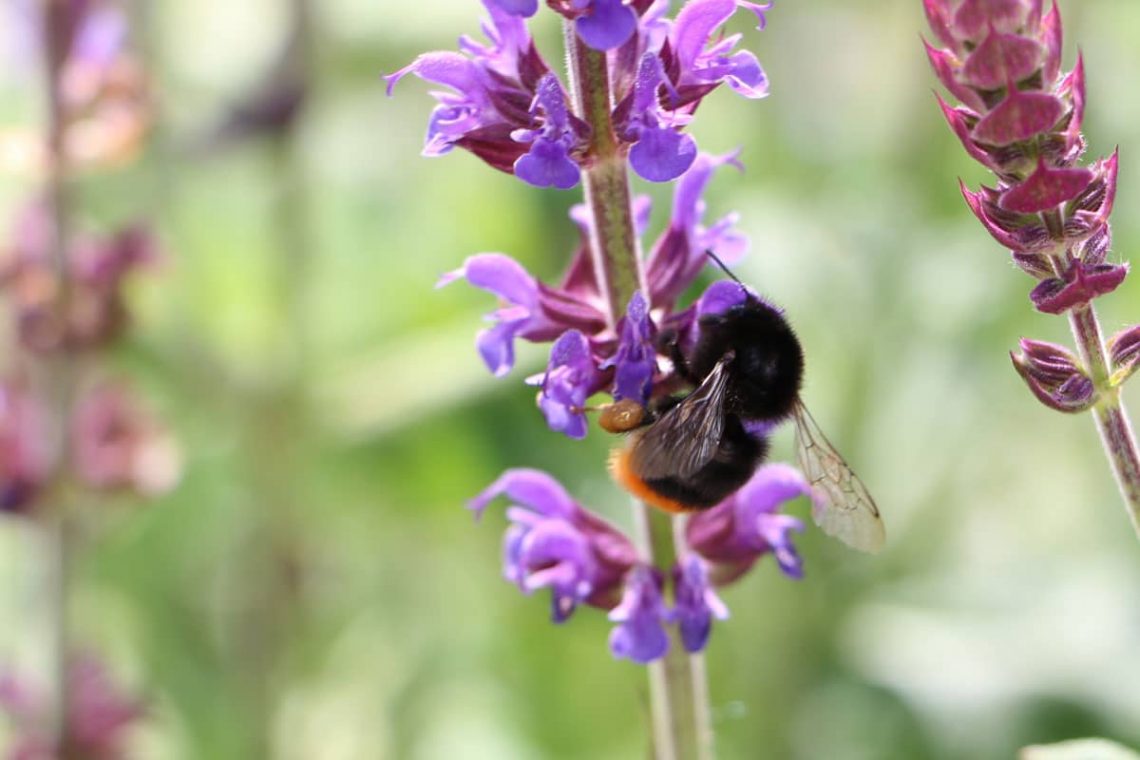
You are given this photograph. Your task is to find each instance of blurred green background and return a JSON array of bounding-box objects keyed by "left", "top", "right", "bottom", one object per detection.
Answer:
[{"left": 2, "top": 0, "right": 1140, "bottom": 757}]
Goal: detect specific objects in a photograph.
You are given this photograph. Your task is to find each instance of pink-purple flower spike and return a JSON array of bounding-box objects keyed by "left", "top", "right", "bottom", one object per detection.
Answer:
[{"left": 925, "top": 0, "right": 1140, "bottom": 532}]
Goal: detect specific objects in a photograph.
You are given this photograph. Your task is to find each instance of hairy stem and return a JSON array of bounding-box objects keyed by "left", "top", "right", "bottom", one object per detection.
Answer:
[
  {"left": 1069, "top": 303, "right": 1140, "bottom": 535},
  {"left": 1042, "top": 211, "right": 1140, "bottom": 536},
  {"left": 563, "top": 23, "right": 711, "bottom": 760}
]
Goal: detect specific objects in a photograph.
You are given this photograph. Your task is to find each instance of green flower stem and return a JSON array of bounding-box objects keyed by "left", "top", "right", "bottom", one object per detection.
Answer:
[
  {"left": 1069, "top": 303, "right": 1140, "bottom": 535},
  {"left": 1042, "top": 211, "right": 1140, "bottom": 537},
  {"left": 564, "top": 26, "right": 643, "bottom": 325},
  {"left": 564, "top": 23, "right": 712, "bottom": 760}
]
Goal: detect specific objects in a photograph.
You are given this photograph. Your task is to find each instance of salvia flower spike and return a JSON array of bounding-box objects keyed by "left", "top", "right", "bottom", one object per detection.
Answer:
[
  {"left": 923, "top": 0, "right": 1140, "bottom": 533},
  {"left": 390, "top": 1, "right": 830, "bottom": 756}
]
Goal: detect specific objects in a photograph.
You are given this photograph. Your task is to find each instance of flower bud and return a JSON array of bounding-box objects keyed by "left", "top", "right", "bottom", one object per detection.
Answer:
[
  {"left": 1011, "top": 338, "right": 1097, "bottom": 413},
  {"left": 1107, "top": 324, "right": 1140, "bottom": 388}
]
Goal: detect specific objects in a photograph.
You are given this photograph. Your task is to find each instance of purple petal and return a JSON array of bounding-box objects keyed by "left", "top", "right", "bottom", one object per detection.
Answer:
[
  {"left": 537, "top": 330, "right": 603, "bottom": 439},
  {"left": 601, "top": 292, "right": 657, "bottom": 404},
  {"left": 468, "top": 468, "right": 579, "bottom": 519},
  {"left": 630, "top": 126, "right": 698, "bottom": 182},
  {"left": 673, "top": 557, "right": 729, "bottom": 653},
  {"left": 459, "top": 253, "right": 540, "bottom": 308},
  {"left": 720, "top": 50, "right": 769, "bottom": 98},
  {"left": 513, "top": 138, "right": 580, "bottom": 189},
  {"left": 608, "top": 567, "right": 670, "bottom": 664},
  {"left": 734, "top": 463, "right": 813, "bottom": 517},
  {"left": 576, "top": 0, "right": 638, "bottom": 51},
  {"left": 487, "top": 0, "right": 539, "bottom": 16},
  {"left": 672, "top": 0, "right": 737, "bottom": 73},
  {"left": 696, "top": 280, "right": 751, "bottom": 317},
  {"left": 673, "top": 151, "right": 743, "bottom": 233},
  {"left": 476, "top": 321, "right": 523, "bottom": 376}
]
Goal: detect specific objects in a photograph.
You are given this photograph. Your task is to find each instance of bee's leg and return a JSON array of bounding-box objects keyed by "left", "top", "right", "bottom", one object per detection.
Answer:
[{"left": 658, "top": 328, "right": 698, "bottom": 383}]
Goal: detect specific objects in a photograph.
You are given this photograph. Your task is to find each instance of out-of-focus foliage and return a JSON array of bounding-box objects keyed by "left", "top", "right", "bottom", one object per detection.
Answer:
[{"left": 1, "top": 0, "right": 1139, "bottom": 757}]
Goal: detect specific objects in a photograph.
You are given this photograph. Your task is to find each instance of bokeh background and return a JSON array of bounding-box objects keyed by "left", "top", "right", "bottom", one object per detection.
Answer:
[{"left": 2, "top": 0, "right": 1140, "bottom": 757}]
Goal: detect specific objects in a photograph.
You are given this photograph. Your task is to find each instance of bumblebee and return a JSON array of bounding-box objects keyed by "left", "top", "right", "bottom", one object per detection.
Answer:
[{"left": 605, "top": 260, "right": 885, "bottom": 553}]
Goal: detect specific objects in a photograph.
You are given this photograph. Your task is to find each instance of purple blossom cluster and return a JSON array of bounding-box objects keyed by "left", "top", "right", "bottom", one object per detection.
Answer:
[
  {"left": 472, "top": 465, "right": 810, "bottom": 662},
  {"left": 391, "top": 0, "right": 822, "bottom": 663},
  {"left": 386, "top": 0, "right": 771, "bottom": 188},
  {"left": 923, "top": 0, "right": 1139, "bottom": 411}
]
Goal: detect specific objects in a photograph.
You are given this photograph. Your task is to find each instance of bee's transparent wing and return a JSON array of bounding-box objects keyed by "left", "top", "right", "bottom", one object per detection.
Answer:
[
  {"left": 629, "top": 357, "right": 731, "bottom": 479},
  {"left": 791, "top": 402, "right": 885, "bottom": 553}
]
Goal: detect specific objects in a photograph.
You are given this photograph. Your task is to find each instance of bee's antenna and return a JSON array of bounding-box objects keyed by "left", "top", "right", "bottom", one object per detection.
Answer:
[{"left": 704, "top": 249, "right": 746, "bottom": 289}]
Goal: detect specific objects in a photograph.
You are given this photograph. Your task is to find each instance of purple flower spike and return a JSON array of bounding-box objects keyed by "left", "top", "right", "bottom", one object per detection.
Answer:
[
  {"left": 532, "top": 330, "right": 605, "bottom": 439},
  {"left": 608, "top": 566, "right": 670, "bottom": 664},
  {"left": 673, "top": 557, "right": 729, "bottom": 653},
  {"left": 512, "top": 74, "right": 583, "bottom": 189},
  {"left": 601, "top": 291, "right": 657, "bottom": 404},
  {"left": 686, "top": 463, "right": 810, "bottom": 585},
  {"left": 575, "top": 0, "right": 638, "bottom": 51},
  {"left": 471, "top": 468, "right": 639, "bottom": 619}
]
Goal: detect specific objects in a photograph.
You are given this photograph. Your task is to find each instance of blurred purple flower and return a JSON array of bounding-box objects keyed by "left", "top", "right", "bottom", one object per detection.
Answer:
[
  {"left": 0, "top": 204, "right": 157, "bottom": 353},
  {"left": 686, "top": 463, "right": 810, "bottom": 584},
  {"left": 0, "top": 380, "right": 49, "bottom": 515},
  {"left": 0, "top": 654, "right": 143, "bottom": 760},
  {"left": 470, "top": 468, "right": 640, "bottom": 620},
  {"left": 73, "top": 382, "right": 181, "bottom": 496},
  {"left": 608, "top": 565, "right": 670, "bottom": 664},
  {"left": 672, "top": 556, "right": 728, "bottom": 653}
]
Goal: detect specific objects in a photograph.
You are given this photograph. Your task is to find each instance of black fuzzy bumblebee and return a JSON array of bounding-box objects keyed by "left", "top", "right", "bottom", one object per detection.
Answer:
[{"left": 607, "top": 259, "right": 885, "bottom": 553}]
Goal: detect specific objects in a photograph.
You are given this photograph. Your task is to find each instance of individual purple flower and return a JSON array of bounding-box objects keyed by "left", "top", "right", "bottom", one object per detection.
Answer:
[
  {"left": 530, "top": 330, "right": 606, "bottom": 439},
  {"left": 668, "top": 0, "right": 771, "bottom": 98},
  {"left": 608, "top": 565, "right": 670, "bottom": 664},
  {"left": 672, "top": 556, "right": 729, "bottom": 653},
  {"left": 437, "top": 253, "right": 606, "bottom": 376},
  {"left": 645, "top": 151, "right": 746, "bottom": 310},
  {"left": 621, "top": 53, "right": 697, "bottom": 182},
  {"left": 470, "top": 468, "right": 640, "bottom": 620},
  {"left": 0, "top": 654, "right": 144, "bottom": 760},
  {"left": 545, "top": 0, "right": 638, "bottom": 51},
  {"left": 385, "top": 1, "right": 590, "bottom": 181},
  {"left": 511, "top": 74, "right": 585, "bottom": 189},
  {"left": 686, "top": 463, "right": 810, "bottom": 585},
  {"left": 600, "top": 291, "right": 656, "bottom": 404},
  {"left": 73, "top": 381, "right": 181, "bottom": 496}
]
